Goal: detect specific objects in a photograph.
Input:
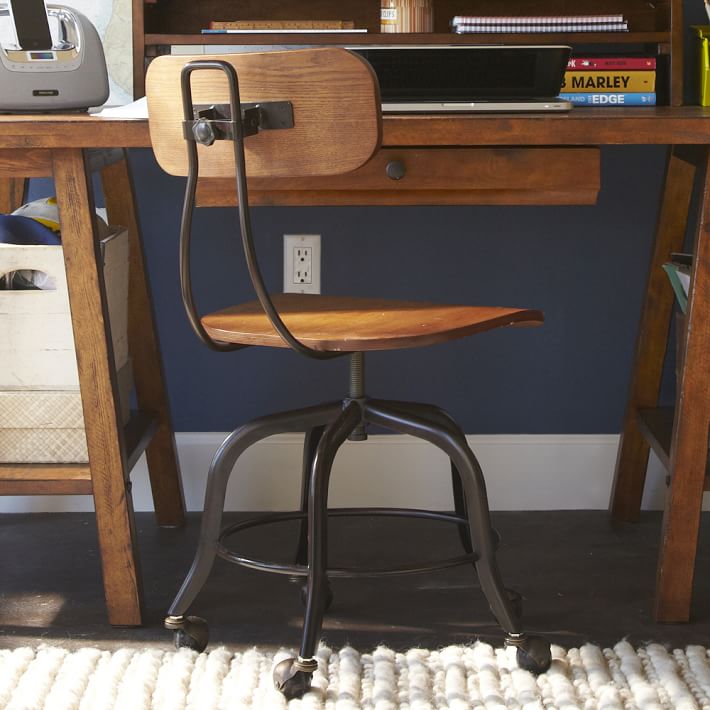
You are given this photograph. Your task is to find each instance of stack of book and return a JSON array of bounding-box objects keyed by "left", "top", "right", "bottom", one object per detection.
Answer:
[
  {"left": 450, "top": 14, "right": 628, "bottom": 33},
  {"left": 558, "top": 56, "right": 656, "bottom": 106}
]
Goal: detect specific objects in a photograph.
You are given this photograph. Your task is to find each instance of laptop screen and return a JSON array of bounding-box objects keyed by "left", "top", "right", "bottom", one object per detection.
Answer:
[{"left": 350, "top": 46, "right": 571, "bottom": 102}]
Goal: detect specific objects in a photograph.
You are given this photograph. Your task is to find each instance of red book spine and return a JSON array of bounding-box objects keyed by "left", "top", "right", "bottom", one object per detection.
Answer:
[{"left": 567, "top": 57, "right": 656, "bottom": 70}]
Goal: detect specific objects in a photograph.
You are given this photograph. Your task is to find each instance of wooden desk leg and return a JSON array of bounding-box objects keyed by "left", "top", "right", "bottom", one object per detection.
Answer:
[
  {"left": 101, "top": 152, "right": 186, "bottom": 528},
  {"left": 655, "top": 148, "right": 710, "bottom": 622},
  {"left": 52, "top": 148, "right": 143, "bottom": 626},
  {"left": 0, "top": 177, "right": 27, "bottom": 213},
  {"left": 610, "top": 147, "right": 696, "bottom": 523}
]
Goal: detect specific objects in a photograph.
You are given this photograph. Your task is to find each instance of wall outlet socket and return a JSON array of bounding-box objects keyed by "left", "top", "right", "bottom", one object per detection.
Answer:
[{"left": 284, "top": 234, "right": 321, "bottom": 294}]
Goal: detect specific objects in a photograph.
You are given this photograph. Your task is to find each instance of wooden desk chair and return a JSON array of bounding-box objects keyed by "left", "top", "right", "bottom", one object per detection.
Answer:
[{"left": 146, "top": 47, "right": 550, "bottom": 699}]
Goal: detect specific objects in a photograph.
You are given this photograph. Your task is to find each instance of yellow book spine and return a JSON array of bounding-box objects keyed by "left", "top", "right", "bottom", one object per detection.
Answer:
[{"left": 561, "top": 70, "right": 656, "bottom": 93}]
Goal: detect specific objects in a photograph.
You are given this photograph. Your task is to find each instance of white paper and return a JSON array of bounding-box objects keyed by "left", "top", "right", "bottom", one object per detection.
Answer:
[{"left": 92, "top": 96, "right": 148, "bottom": 119}]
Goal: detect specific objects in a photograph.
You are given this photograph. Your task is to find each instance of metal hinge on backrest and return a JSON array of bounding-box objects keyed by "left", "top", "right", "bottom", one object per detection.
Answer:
[{"left": 182, "top": 102, "right": 294, "bottom": 146}]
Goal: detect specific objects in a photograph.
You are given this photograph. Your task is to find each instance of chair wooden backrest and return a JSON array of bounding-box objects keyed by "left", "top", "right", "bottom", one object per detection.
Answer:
[
  {"left": 145, "top": 47, "right": 383, "bottom": 358},
  {"left": 146, "top": 47, "right": 382, "bottom": 179}
]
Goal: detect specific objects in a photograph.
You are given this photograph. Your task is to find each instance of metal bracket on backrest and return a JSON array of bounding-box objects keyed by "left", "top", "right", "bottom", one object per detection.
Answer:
[{"left": 183, "top": 101, "right": 294, "bottom": 146}]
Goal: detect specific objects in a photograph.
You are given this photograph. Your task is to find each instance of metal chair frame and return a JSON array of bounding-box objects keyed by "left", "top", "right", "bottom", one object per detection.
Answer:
[{"left": 164, "top": 58, "right": 551, "bottom": 699}]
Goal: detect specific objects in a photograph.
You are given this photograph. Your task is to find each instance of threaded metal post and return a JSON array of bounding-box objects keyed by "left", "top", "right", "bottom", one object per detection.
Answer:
[
  {"left": 349, "top": 351, "right": 365, "bottom": 399},
  {"left": 348, "top": 352, "right": 367, "bottom": 440}
]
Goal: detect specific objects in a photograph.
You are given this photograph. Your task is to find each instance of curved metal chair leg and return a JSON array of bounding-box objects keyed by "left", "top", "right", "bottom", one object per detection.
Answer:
[
  {"left": 168, "top": 401, "right": 341, "bottom": 618},
  {"left": 274, "top": 401, "right": 362, "bottom": 699},
  {"left": 294, "top": 426, "right": 326, "bottom": 567},
  {"left": 449, "top": 462, "right": 473, "bottom": 555},
  {"left": 364, "top": 400, "right": 552, "bottom": 675},
  {"left": 372, "top": 398, "right": 464, "bottom": 436},
  {"left": 301, "top": 402, "right": 361, "bottom": 656},
  {"left": 372, "top": 399, "right": 473, "bottom": 555},
  {"left": 364, "top": 400, "right": 521, "bottom": 634}
]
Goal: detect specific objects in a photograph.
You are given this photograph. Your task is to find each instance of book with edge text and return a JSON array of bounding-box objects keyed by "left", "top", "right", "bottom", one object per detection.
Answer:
[{"left": 558, "top": 92, "right": 656, "bottom": 106}]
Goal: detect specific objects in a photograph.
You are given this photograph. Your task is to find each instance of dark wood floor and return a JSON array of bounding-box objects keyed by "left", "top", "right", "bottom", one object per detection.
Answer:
[{"left": 2, "top": 511, "right": 710, "bottom": 652}]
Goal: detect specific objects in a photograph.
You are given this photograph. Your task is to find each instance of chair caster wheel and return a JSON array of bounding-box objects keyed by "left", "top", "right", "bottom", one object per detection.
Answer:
[
  {"left": 166, "top": 615, "right": 209, "bottom": 652},
  {"left": 273, "top": 658, "right": 313, "bottom": 699},
  {"left": 508, "top": 634, "right": 551, "bottom": 675},
  {"left": 300, "top": 582, "right": 334, "bottom": 611}
]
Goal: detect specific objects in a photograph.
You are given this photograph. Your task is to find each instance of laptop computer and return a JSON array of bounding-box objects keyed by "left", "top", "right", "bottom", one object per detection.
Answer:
[{"left": 349, "top": 45, "right": 572, "bottom": 113}]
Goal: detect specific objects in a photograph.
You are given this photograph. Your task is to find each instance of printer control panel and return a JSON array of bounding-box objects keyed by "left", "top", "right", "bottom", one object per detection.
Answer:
[{"left": 1, "top": 47, "right": 80, "bottom": 72}]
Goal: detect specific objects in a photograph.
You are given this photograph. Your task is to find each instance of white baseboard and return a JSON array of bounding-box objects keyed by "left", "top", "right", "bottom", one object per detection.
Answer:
[{"left": 0, "top": 432, "right": 685, "bottom": 513}]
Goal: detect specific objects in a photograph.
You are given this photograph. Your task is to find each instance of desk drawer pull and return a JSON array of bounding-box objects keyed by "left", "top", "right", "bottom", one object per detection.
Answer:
[{"left": 385, "top": 160, "right": 406, "bottom": 180}]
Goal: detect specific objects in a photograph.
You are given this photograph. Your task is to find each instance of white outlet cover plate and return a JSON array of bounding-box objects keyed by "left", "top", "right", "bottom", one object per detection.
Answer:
[{"left": 283, "top": 234, "right": 321, "bottom": 294}]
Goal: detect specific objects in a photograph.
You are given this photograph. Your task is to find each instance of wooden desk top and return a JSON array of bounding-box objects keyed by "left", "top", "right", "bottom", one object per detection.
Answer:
[
  {"left": 385, "top": 107, "right": 710, "bottom": 146},
  {"left": 2, "top": 107, "right": 710, "bottom": 149}
]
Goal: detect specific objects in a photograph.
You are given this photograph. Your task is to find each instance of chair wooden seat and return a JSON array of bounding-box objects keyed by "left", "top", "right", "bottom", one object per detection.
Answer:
[{"left": 202, "top": 294, "right": 543, "bottom": 351}]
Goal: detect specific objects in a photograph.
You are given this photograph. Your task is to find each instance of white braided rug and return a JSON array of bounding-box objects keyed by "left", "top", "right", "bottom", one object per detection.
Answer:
[{"left": 2, "top": 641, "right": 710, "bottom": 709}]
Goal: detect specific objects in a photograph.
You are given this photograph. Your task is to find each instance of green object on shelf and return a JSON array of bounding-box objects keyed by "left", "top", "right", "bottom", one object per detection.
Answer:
[
  {"left": 662, "top": 257, "right": 691, "bottom": 314},
  {"left": 694, "top": 25, "right": 710, "bottom": 106}
]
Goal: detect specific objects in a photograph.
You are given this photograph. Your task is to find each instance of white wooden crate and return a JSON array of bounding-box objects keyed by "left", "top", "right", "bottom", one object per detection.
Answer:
[
  {"left": 0, "top": 228, "right": 129, "bottom": 389},
  {"left": 0, "top": 360, "right": 132, "bottom": 463}
]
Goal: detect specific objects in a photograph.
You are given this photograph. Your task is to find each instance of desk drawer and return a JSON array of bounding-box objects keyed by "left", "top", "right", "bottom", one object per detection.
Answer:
[{"left": 196, "top": 147, "right": 600, "bottom": 206}]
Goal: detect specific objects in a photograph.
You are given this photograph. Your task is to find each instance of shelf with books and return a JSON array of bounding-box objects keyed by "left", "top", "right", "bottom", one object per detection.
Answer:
[
  {"left": 134, "top": 0, "right": 683, "bottom": 103},
  {"left": 143, "top": 31, "right": 671, "bottom": 47}
]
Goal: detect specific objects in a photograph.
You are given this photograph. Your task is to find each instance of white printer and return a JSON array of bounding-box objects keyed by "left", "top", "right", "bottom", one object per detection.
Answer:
[{"left": 0, "top": 3, "right": 109, "bottom": 112}]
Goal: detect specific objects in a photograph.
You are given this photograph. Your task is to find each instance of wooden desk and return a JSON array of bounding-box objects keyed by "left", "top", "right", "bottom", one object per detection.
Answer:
[
  {"left": 0, "top": 115, "right": 185, "bottom": 626},
  {"left": 2, "top": 107, "right": 710, "bottom": 624},
  {"left": 393, "top": 108, "right": 710, "bottom": 624}
]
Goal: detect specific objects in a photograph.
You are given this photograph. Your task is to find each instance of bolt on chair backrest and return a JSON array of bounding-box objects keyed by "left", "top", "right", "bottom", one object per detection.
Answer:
[{"left": 146, "top": 47, "right": 382, "bottom": 179}]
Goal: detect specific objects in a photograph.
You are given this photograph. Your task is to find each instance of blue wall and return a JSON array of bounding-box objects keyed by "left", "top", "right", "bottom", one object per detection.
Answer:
[{"left": 128, "top": 144, "right": 676, "bottom": 434}]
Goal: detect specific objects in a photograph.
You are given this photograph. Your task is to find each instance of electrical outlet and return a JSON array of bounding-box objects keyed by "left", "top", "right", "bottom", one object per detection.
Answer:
[
  {"left": 293, "top": 246, "right": 312, "bottom": 285},
  {"left": 284, "top": 234, "right": 320, "bottom": 294}
]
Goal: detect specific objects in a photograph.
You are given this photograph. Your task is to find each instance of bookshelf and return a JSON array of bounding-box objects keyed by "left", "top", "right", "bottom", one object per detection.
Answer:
[{"left": 133, "top": 0, "right": 683, "bottom": 104}]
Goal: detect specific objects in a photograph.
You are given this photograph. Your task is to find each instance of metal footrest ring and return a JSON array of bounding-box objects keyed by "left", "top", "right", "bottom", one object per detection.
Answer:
[{"left": 216, "top": 507, "right": 477, "bottom": 578}]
